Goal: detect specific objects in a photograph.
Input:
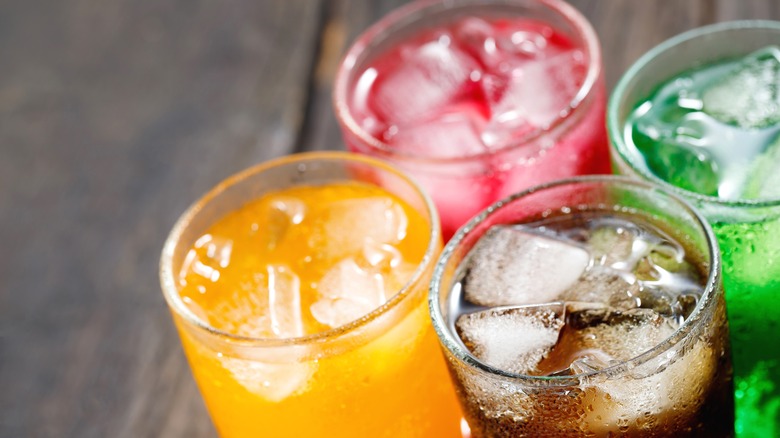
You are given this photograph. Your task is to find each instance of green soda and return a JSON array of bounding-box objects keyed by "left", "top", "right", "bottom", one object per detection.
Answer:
[{"left": 623, "top": 46, "right": 780, "bottom": 437}]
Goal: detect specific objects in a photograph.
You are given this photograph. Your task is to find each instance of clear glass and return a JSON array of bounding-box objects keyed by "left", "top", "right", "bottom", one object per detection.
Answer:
[
  {"left": 160, "top": 152, "right": 461, "bottom": 437},
  {"left": 334, "top": 0, "right": 609, "bottom": 240},
  {"left": 430, "top": 176, "right": 733, "bottom": 436},
  {"left": 608, "top": 21, "right": 780, "bottom": 438}
]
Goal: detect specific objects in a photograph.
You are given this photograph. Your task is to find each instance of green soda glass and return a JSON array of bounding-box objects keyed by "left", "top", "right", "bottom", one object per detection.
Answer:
[{"left": 608, "top": 21, "right": 780, "bottom": 438}]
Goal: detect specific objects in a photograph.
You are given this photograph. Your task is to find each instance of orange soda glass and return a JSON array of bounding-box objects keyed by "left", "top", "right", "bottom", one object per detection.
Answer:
[{"left": 159, "top": 152, "right": 462, "bottom": 437}]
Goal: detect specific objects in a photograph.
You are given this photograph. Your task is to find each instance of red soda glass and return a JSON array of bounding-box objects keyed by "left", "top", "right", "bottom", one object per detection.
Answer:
[{"left": 334, "top": 0, "right": 610, "bottom": 239}]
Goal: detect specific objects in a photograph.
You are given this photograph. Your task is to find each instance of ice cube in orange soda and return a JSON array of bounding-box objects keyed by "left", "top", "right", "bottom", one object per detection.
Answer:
[{"left": 172, "top": 181, "right": 462, "bottom": 438}]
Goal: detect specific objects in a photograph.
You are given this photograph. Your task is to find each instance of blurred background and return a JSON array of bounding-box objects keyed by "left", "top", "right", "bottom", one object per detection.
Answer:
[{"left": 2, "top": 0, "right": 779, "bottom": 436}]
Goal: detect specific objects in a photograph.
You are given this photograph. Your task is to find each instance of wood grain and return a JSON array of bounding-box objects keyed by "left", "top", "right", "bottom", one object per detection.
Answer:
[
  {"left": 0, "top": 1, "right": 323, "bottom": 436},
  {"left": 2, "top": 1, "right": 779, "bottom": 437}
]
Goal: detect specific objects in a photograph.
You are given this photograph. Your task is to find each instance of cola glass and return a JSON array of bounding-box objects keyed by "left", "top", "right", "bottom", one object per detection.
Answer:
[{"left": 429, "top": 176, "right": 733, "bottom": 437}]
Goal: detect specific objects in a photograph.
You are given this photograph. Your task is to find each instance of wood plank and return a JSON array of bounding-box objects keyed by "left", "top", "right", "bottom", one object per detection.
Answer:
[
  {"left": 570, "top": 0, "right": 716, "bottom": 89},
  {"left": 299, "top": 0, "right": 410, "bottom": 152},
  {"left": 0, "top": 0, "right": 323, "bottom": 436},
  {"left": 716, "top": 0, "right": 780, "bottom": 21}
]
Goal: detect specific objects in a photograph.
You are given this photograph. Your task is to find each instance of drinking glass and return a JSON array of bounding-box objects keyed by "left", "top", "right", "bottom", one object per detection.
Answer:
[
  {"left": 334, "top": 0, "right": 609, "bottom": 239},
  {"left": 429, "top": 176, "right": 733, "bottom": 436},
  {"left": 160, "top": 152, "right": 461, "bottom": 437},
  {"left": 608, "top": 21, "right": 780, "bottom": 437}
]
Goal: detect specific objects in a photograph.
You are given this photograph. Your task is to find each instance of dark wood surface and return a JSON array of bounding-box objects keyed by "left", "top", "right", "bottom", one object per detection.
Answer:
[{"left": 3, "top": 1, "right": 779, "bottom": 436}]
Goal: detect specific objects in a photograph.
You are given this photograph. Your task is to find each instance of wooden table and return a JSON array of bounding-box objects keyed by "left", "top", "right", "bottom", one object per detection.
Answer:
[{"left": 3, "top": 1, "right": 778, "bottom": 436}]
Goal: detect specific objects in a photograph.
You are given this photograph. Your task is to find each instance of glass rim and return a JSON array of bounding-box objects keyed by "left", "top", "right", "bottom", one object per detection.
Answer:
[
  {"left": 333, "top": 0, "right": 603, "bottom": 164},
  {"left": 429, "top": 175, "right": 722, "bottom": 384},
  {"left": 608, "top": 19, "right": 780, "bottom": 209},
  {"left": 159, "top": 151, "right": 441, "bottom": 347}
]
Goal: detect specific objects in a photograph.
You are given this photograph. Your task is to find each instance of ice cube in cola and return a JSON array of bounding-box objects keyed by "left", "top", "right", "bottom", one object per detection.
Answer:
[{"left": 445, "top": 211, "right": 733, "bottom": 436}]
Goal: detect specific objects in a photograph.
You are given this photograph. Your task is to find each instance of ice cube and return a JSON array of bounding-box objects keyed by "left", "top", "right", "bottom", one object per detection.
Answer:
[
  {"left": 581, "top": 335, "right": 717, "bottom": 433},
  {"left": 317, "top": 197, "right": 408, "bottom": 258},
  {"left": 207, "top": 265, "right": 304, "bottom": 339},
  {"left": 454, "top": 18, "right": 560, "bottom": 72},
  {"left": 587, "top": 221, "right": 699, "bottom": 292},
  {"left": 358, "top": 241, "right": 419, "bottom": 295},
  {"left": 488, "top": 92, "right": 611, "bottom": 203},
  {"left": 481, "top": 50, "right": 586, "bottom": 149},
  {"left": 565, "top": 308, "right": 678, "bottom": 361},
  {"left": 383, "top": 103, "right": 490, "bottom": 158},
  {"left": 587, "top": 221, "right": 664, "bottom": 273},
  {"left": 453, "top": 17, "right": 501, "bottom": 69},
  {"left": 220, "top": 354, "right": 315, "bottom": 402},
  {"left": 637, "top": 264, "right": 703, "bottom": 296},
  {"left": 181, "top": 234, "right": 234, "bottom": 283},
  {"left": 633, "top": 240, "right": 705, "bottom": 305},
  {"left": 631, "top": 114, "right": 722, "bottom": 197},
  {"left": 631, "top": 287, "right": 676, "bottom": 317},
  {"left": 266, "top": 264, "right": 304, "bottom": 338},
  {"left": 703, "top": 46, "right": 780, "bottom": 129},
  {"left": 478, "top": 72, "right": 511, "bottom": 108},
  {"left": 371, "top": 34, "right": 480, "bottom": 124},
  {"left": 671, "top": 291, "right": 701, "bottom": 323},
  {"left": 455, "top": 303, "right": 565, "bottom": 374},
  {"left": 742, "top": 134, "right": 780, "bottom": 199},
  {"left": 361, "top": 241, "right": 403, "bottom": 270},
  {"left": 558, "top": 267, "right": 641, "bottom": 310},
  {"left": 263, "top": 197, "right": 306, "bottom": 250},
  {"left": 548, "top": 350, "right": 616, "bottom": 377},
  {"left": 310, "top": 258, "right": 388, "bottom": 328},
  {"left": 495, "top": 26, "right": 552, "bottom": 59},
  {"left": 653, "top": 240, "right": 691, "bottom": 267},
  {"left": 588, "top": 225, "right": 639, "bottom": 268},
  {"left": 463, "top": 226, "right": 590, "bottom": 307},
  {"left": 536, "top": 307, "right": 679, "bottom": 377},
  {"left": 656, "top": 139, "right": 720, "bottom": 196}
]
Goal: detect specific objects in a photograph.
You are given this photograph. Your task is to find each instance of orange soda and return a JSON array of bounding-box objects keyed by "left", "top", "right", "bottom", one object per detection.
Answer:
[{"left": 169, "top": 179, "right": 461, "bottom": 437}]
